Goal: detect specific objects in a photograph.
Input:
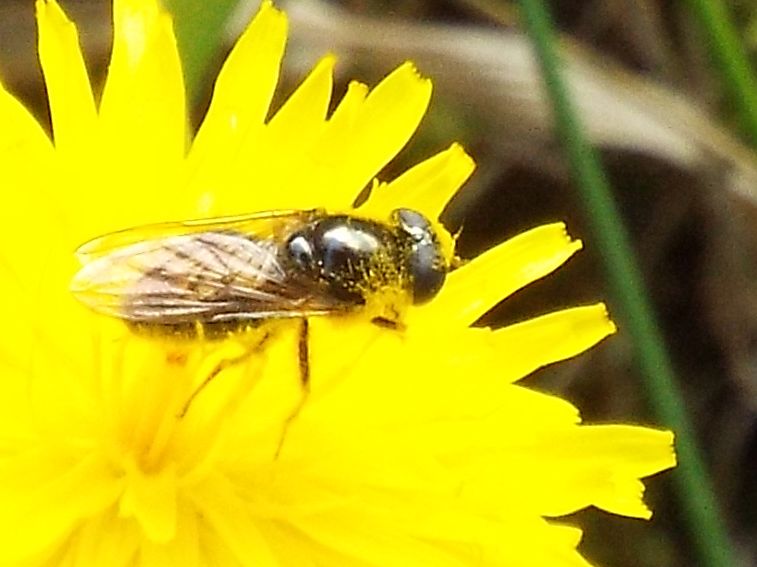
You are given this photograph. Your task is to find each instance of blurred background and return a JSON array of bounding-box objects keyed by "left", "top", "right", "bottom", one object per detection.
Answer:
[{"left": 1, "top": 0, "right": 755, "bottom": 565}]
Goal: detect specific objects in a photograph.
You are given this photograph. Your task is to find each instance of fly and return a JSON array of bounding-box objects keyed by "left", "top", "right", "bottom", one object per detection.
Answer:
[{"left": 70, "top": 207, "right": 449, "bottom": 438}]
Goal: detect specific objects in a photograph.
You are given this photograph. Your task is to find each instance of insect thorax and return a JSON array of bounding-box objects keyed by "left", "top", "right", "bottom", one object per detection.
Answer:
[{"left": 284, "top": 215, "right": 413, "bottom": 306}]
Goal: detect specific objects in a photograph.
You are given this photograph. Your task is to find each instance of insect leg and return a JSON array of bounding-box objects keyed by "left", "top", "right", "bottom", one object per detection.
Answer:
[
  {"left": 275, "top": 318, "right": 310, "bottom": 458},
  {"left": 298, "top": 317, "right": 311, "bottom": 387},
  {"left": 177, "top": 332, "right": 271, "bottom": 418},
  {"left": 370, "top": 316, "right": 406, "bottom": 331}
]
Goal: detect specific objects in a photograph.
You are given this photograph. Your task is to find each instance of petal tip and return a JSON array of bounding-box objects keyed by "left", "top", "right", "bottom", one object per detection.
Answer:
[
  {"left": 448, "top": 143, "right": 476, "bottom": 176},
  {"left": 36, "top": 0, "right": 70, "bottom": 27},
  {"left": 258, "top": 0, "right": 288, "bottom": 27},
  {"left": 314, "top": 53, "right": 337, "bottom": 74},
  {"left": 395, "top": 60, "right": 433, "bottom": 95},
  {"left": 597, "top": 303, "right": 618, "bottom": 334}
]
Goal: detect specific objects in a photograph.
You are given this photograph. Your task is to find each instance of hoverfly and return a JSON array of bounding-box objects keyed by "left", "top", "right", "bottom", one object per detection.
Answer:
[{"left": 71, "top": 207, "right": 448, "bottom": 419}]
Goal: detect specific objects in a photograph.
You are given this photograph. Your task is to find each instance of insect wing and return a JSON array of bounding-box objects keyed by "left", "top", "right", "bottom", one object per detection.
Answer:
[
  {"left": 71, "top": 210, "right": 351, "bottom": 325},
  {"left": 75, "top": 209, "right": 322, "bottom": 261}
]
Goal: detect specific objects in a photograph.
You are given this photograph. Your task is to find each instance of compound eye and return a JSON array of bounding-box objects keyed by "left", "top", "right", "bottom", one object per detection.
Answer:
[
  {"left": 287, "top": 234, "right": 317, "bottom": 272},
  {"left": 408, "top": 245, "right": 446, "bottom": 303},
  {"left": 393, "top": 209, "right": 429, "bottom": 242},
  {"left": 393, "top": 208, "right": 447, "bottom": 304}
]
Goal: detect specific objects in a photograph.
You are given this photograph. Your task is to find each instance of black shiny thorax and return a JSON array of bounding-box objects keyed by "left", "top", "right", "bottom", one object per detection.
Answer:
[{"left": 285, "top": 215, "right": 408, "bottom": 304}]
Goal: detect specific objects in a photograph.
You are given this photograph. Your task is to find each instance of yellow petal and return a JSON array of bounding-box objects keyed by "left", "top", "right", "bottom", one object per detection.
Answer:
[
  {"left": 267, "top": 55, "right": 334, "bottom": 138},
  {"left": 362, "top": 143, "right": 475, "bottom": 221},
  {"left": 97, "top": 0, "right": 186, "bottom": 228},
  {"left": 396, "top": 387, "right": 580, "bottom": 455},
  {"left": 206, "top": 55, "right": 336, "bottom": 214},
  {"left": 316, "top": 62, "right": 433, "bottom": 209},
  {"left": 36, "top": 0, "right": 96, "bottom": 155},
  {"left": 139, "top": 504, "right": 201, "bottom": 566},
  {"left": 459, "top": 425, "right": 675, "bottom": 519},
  {"left": 311, "top": 81, "right": 370, "bottom": 207},
  {"left": 119, "top": 462, "right": 178, "bottom": 543},
  {"left": 290, "top": 510, "right": 470, "bottom": 567},
  {"left": 575, "top": 426, "right": 676, "bottom": 518},
  {"left": 328, "top": 80, "right": 369, "bottom": 135},
  {"left": 0, "top": 82, "right": 53, "bottom": 163},
  {"left": 190, "top": 473, "right": 280, "bottom": 566},
  {"left": 0, "top": 450, "right": 122, "bottom": 563},
  {"left": 187, "top": 0, "right": 287, "bottom": 214},
  {"left": 289, "top": 500, "right": 592, "bottom": 567},
  {"left": 13, "top": 254, "right": 98, "bottom": 424},
  {"left": 429, "top": 223, "right": 582, "bottom": 326},
  {"left": 0, "top": 87, "right": 74, "bottom": 373},
  {"left": 59, "top": 507, "right": 140, "bottom": 567},
  {"left": 489, "top": 304, "right": 616, "bottom": 383},
  {"left": 250, "top": 55, "right": 335, "bottom": 208},
  {"left": 347, "top": 62, "right": 431, "bottom": 184},
  {"left": 191, "top": 0, "right": 286, "bottom": 146},
  {"left": 0, "top": 86, "right": 57, "bottom": 248}
]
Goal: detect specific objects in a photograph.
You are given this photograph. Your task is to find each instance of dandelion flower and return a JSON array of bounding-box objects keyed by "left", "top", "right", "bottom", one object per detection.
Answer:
[{"left": 0, "top": 0, "right": 675, "bottom": 565}]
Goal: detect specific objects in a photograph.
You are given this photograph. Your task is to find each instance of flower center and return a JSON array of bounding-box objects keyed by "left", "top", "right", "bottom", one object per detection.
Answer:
[{"left": 116, "top": 345, "right": 197, "bottom": 474}]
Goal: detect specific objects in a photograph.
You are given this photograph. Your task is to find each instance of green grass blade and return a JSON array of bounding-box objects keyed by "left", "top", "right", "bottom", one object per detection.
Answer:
[
  {"left": 516, "top": 1, "right": 739, "bottom": 566},
  {"left": 164, "top": 0, "right": 241, "bottom": 105},
  {"left": 683, "top": 0, "right": 757, "bottom": 147}
]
